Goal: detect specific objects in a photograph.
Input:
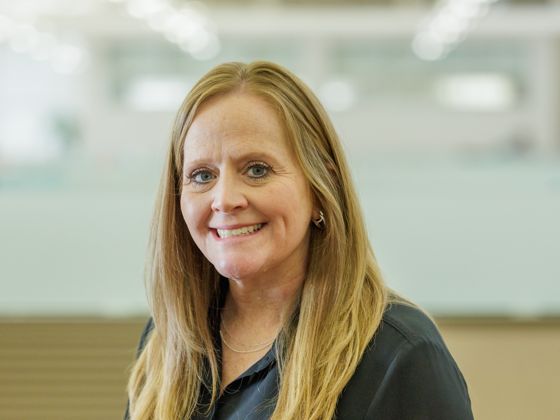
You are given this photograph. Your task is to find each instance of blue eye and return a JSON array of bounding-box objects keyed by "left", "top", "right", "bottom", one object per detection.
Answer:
[
  {"left": 246, "top": 163, "right": 270, "bottom": 178},
  {"left": 190, "top": 169, "right": 215, "bottom": 184}
]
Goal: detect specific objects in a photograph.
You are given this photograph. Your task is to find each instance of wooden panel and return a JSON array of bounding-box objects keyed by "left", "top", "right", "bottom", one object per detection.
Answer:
[
  {"left": 438, "top": 318, "right": 560, "bottom": 420},
  {"left": 0, "top": 318, "right": 146, "bottom": 420}
]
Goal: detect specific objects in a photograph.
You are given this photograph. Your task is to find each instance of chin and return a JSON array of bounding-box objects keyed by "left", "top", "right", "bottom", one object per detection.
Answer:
[{"left": 213, "top": 259, "right": 263, "bottom": 281}]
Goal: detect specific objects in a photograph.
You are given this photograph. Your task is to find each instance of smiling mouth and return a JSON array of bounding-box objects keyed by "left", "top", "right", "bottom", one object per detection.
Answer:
[
  {"left": 216, "top": 223, "right": 265, "bottom": 239},
  {"left": 216, "top": 223, "right": 264, "bottom": 239}
]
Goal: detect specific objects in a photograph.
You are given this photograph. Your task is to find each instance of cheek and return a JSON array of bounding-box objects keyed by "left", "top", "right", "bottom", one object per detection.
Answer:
[
  {"left": 180, "top": 195, "right": 202, "bottom": 236},
  {"left": 269, "top": 187, "right": 312, "bottom": 231}
]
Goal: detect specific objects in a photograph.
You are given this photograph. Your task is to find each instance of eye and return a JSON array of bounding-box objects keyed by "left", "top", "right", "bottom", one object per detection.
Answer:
[
  {"left": 246, "top": 162, "right": 270, "bottom": 179},
  {"left": 188, "top": 169, "right": 216, "bottom": 184}
]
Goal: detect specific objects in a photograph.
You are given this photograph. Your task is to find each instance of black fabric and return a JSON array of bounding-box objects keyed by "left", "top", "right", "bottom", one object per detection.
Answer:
[{"left": 125, "top": 302, "right": 473, "bottom": 419}]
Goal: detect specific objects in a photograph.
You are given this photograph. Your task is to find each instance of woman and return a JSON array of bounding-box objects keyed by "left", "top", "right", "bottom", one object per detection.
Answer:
[{"left": 126, "top": 61, "right": 473, "bottom": 420}]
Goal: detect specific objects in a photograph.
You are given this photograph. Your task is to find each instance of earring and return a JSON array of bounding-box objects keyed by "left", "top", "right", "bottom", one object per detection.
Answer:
[{"left": 312, "top": 210, "right": 325, "bottom": 228}]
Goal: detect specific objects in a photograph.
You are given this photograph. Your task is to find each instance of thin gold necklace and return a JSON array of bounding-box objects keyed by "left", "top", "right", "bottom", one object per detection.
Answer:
[{"left": 220, "top": 318, "right": 277, "bottom": 354}]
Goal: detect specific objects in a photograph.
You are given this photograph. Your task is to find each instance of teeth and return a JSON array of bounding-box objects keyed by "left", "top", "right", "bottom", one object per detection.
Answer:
[{"left": 217, "top": 224, "right": 263, "bottom": 238}]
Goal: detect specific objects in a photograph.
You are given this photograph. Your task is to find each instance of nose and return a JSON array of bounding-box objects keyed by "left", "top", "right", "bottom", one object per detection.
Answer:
[{"left": 210, "top": 172, "right": 249, "bottom": 213}]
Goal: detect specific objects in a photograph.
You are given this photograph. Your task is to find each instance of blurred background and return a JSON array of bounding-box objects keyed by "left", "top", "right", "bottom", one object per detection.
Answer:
[{"left": 1, "top": 0, "right": 559, "bottom": 419}]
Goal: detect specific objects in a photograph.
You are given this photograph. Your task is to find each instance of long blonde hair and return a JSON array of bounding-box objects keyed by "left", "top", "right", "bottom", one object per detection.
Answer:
[{"left": 127, "top": 61, "right": 389, "bottom": 419}]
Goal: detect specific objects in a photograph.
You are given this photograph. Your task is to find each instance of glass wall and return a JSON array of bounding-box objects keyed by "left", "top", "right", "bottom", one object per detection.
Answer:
[{"left": 1, "top": 0, "right": 559, "bottom": 316}]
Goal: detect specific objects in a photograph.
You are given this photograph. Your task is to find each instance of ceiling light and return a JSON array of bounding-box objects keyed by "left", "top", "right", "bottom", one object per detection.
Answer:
[
  {"left": 0, "top": 13, "right": 87, "bottom": 74},
  {"left": 412, "top": 0, "right": 501, "bottom": 61}
]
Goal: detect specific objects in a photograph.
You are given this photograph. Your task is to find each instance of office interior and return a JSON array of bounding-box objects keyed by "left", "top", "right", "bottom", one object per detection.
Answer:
[{"left": 1, "top": 0, "right": 559, "bottom": 419}]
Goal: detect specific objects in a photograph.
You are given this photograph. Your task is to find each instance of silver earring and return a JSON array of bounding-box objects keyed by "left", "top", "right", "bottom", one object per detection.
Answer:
[{"left": 312, "top": 210, "right": 325, "bottom": 228}]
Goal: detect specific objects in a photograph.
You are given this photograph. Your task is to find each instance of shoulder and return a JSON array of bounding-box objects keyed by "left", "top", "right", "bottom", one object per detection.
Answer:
[
  {"left": 362, "top": 301, "right": 454, "bottom": 373},
  {"left": 337, "top": 302, "right": 474, "bottom": 420},
  {"left": 378, "top": 301, "right": 445, "bottom": 348},
  {"left": 348, "top": 301, "right": 453, "bottom": 388}
]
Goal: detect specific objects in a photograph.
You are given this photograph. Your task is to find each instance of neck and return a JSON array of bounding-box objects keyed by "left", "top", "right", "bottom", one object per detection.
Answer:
[{"left": 222, "top": 271, "right": 304, "bottom": 330}]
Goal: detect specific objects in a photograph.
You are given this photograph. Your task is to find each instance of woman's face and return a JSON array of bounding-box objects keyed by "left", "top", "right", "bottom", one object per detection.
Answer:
[{"left": 180, "top": 92, "right": 314, "bottom": 283}]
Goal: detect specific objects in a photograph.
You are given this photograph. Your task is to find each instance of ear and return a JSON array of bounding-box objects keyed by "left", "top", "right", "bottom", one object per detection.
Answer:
[
  {"left": 312, "top": 209, "right": 321, "bottom": 220},
  {"left": 311, "top": 194, "right": 322, "bottom": 220}
]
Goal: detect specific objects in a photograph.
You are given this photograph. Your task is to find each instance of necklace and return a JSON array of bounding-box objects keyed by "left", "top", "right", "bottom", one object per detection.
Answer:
[
  {"left": 219, "top": 330, "right": 275, "bottom": 353},
  {"left": 219, "top": 318, "right": 277, "bottom": 354}
]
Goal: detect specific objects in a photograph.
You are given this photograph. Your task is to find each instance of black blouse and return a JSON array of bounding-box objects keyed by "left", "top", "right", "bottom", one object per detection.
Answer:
[{"left": 125, "top": 302, "right": 474, "bottom": 419}]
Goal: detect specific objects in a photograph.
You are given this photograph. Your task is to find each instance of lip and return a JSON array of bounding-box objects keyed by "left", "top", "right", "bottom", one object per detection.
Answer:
[
  {"left": 210, "top": 223, "right": 266, "bottom": 241},
  {"left": 211, "top": 223, "right": 265, "bottom": 230}
]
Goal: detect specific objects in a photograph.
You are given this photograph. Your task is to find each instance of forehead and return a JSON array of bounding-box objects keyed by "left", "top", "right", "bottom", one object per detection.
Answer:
[{"left": 183, "top": 93, "right": 292, "bottom": 159}]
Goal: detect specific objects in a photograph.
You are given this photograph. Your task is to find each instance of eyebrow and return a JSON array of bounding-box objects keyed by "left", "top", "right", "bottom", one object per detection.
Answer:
[{"left": 183, "top": 151, "right": 282, "bottom": 169}]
